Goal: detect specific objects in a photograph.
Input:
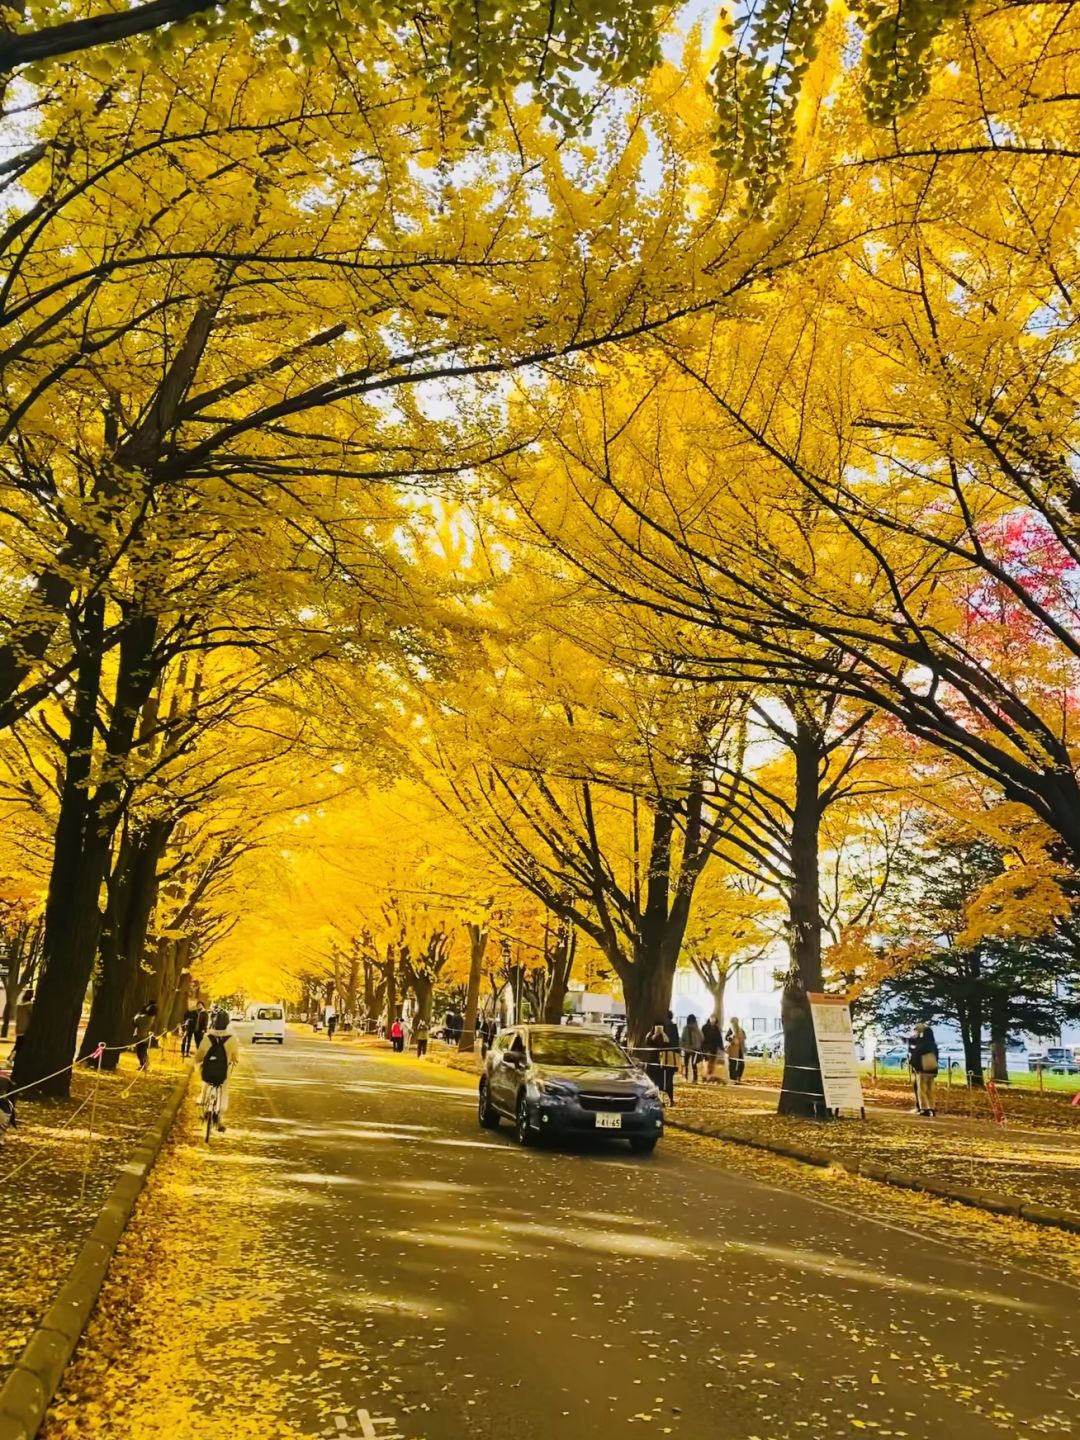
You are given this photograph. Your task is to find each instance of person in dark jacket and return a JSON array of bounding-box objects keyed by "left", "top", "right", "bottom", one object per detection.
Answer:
[
  {"left": 414, "top": 1017, "right": 430, "bottom": 1058},
  {"left": 132, "top": 1001, "right": 157, "bottom": 1070},
  {"left": 193, "top": 1003, "right": 209, "bottom": 1044},
  {"left": 701, "top": 1016, "right": 725, "bottom": 1083},
  {"left": 907, "top": 1022, "right": 939, "bottom": 1116},
  {"left": 181, "top": 1006, "right": 199, "bottom": 1059}
]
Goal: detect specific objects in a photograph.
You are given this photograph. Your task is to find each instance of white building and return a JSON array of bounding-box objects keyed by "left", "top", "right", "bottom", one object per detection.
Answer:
[{"left": 672, "top": 957, "right": 783, "bottom": 1036}]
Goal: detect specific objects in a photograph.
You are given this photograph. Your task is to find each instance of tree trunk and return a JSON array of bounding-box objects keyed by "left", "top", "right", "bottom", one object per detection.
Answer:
[
  {"left": 79, "top": 818, "right": 169, "bottom": 1067},
  {"left": 708, "top": 971, "right": 727, "bottom": 1026},
  {"left": 384, "top": 948, "right": 397, "bottom": 1034},
  {"left": 778, "top": 716, "right": 825, "bottom": 1117},
  {"left": 541, "top": 924, "right": 576, "bottom": 1024},
  {"left": 13, "top": 600, "right": 107, "bottom": 1096},
  {"left": 988, "top": 992, "right": 1009, "bottom": 1082},
  {"left": 958, "top": 997, "right": 984, "bottom": 1087},
  {"left": 621, "top": 939, "right": 678, "bottom": 1047},
  {"left": 165, "top": 942, "right": 193, "bottom": 1028},
  {"left": 411, "top": 974, "right": 434, "bottom": 1028},
  {"left": 14, "top": 604, "right": 160, "bottom": 1095},
  {"left": 345, "top": 951, "right": 360, "bottom": 1021},
  {"left": 459, "top": 919, "right": 489, "bottom": 1052}
]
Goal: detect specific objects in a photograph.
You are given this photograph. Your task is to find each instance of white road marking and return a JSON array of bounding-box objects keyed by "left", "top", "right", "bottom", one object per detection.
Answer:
[{"left": 331, "top": 1411, "right": 405, "bottom": 1440}]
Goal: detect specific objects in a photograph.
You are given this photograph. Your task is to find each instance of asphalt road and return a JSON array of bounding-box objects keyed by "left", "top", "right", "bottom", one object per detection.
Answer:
[{"left": 65, "top": 1029, "right": 1080, "bottom": 1440}]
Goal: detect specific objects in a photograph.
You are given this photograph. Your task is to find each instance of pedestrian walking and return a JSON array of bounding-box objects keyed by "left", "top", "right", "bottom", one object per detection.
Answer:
[
  {"left": 11, "top": 986, "right": 33, "bottom": 1059},
  {"left": 907, "top": 1022, "right": 939, "bottom": 1116},
  {"left": 14, "top": 986, "right": 33, "bottom": 1039},
  {"left": 390, "top": 1017, "right": 404, "bottom": 1053},
  {"left": 414, "top": 1017, "right": 429, "bottom": 1057},
  {"left": 193, "top": 1002, "right": 209, "bottom": 1046},
  {"left": 132, "top": 1001, "right": 157, "bottom": 1070},
  {"left": 181, "top": 1005, "right": 199, "bottom": 1059},
  {"left": 681, "top": 1014, "right": 704, "bottom": 1083},
  {"left": 701, "top": 1015, "right": 725, "bottom": 1082},
  {"left": 725, "top": 1017, "right": 746, "bottom": 1082},
  {"left": 326, "top": 1007, "right": 338, "bottom": 1039}
]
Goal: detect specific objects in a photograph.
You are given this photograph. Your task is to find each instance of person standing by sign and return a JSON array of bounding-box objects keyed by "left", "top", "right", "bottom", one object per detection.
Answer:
[{"left": 907, "top": 1023, "right": 939, "bottom": 1116}]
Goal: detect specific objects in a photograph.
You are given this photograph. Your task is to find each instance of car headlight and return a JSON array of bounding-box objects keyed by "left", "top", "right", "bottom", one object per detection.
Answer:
[
  {"left": 636, "top": 1081, "right": 662, "bottom": 1104},
  {"left": 535, "top": 1080, "right": 576, "bottom": 1098}
]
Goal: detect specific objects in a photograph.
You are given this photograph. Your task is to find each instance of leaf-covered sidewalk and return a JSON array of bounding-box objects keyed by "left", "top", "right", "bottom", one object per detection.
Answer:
[
  {"left": 670, "top": 1079, "right": 1080, "bottom": 1218},
  {"left": 0, "top": 1046, "right": 185, "bottom": 1384}
]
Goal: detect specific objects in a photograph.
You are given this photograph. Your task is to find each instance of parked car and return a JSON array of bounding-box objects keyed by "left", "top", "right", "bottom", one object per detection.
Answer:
[
  {"left": 1028, "top": 1047, "right": 1079, "bottom": 1075},
  {"left": 478, "top": 1024, "right": 664, "bottom": 1154},
  {"left": 745, "top": 1028, "right": 785, "bottom": 1058},
  {"left": 874, "top": 1046, "right": 910, "bottom": 1071}
]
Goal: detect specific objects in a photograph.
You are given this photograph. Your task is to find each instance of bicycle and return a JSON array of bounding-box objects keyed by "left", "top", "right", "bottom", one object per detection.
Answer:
[{"left": 203, "top": 1082, "right": 223, "bottom": 1142}]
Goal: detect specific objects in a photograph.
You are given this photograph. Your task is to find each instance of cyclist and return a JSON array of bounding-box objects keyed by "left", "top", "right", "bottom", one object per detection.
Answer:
[{"left": 194, "top": 1010, "right": 239, "bottom": 1132}]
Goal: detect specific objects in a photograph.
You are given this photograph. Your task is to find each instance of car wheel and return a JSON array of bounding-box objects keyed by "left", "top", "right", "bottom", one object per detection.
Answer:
[
  {"left": 629, "top": 1136, "right": 659, "bottom": 1155},
  {"left": 515, "top": 1092, "right": 535, "bottom": 1146},
  {"left": 478, "top": 1080, "right": 500, "bottom": 1130}
]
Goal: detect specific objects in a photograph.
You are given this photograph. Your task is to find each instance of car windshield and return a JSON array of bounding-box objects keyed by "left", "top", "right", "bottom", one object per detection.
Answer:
[{"left": 528, "top": 1033, "right": 628, "bottom": 1068}]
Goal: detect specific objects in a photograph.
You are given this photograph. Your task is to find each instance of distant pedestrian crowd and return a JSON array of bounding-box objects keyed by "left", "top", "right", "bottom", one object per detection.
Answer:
[{"left": 633, "top": 1012, "right": 747, "bottom": 1105}]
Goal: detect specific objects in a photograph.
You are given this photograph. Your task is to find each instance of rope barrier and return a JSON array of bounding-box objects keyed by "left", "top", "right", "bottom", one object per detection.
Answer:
[
  {"left": 0, "top": 1090, "right": 95, "bottom": 1184},
  {"left": 1, "top": 1022, "right": 180, "bottom": 1102},
  {"left": 80, "top": 1044, "right": 105, "bottom": 1201}
]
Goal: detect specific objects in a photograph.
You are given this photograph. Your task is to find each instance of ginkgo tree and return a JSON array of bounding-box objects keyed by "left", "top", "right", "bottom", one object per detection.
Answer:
[
  {"left": 494, "top": 10, "right": 1080, "bottom": 1099},
  {"left": 1, "top": 0, "right": 990, "bottom": 180},
  {"left": 7, "top": 27, "right": 754, "bottom": 1091},
  {"left": 411, "top": 558, "right": 763, "bottom": 1042}
]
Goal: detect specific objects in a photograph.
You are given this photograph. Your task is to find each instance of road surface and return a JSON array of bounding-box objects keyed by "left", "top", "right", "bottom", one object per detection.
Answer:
[{"left": 47, "top": 1029, "right": 1080, "bottom": 1440}]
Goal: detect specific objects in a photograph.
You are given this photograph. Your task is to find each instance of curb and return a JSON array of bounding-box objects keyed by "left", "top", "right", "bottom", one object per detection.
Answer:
[
  {"left": 669, "top": 1120, "right": 1080, "bottom": 1236},
  {"left": 0, "top": 1063, "right": 192, "bottom": 1440}
]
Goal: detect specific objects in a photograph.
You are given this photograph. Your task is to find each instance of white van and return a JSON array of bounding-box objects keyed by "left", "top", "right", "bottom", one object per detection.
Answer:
[{"left": 250, "top": 1004, "right": 285, "bottom": 1044}]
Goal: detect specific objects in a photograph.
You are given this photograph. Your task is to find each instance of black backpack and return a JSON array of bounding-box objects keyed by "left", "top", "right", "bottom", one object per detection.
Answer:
[{"left": 201, "top": 1034, "right": 229, "bottom": 1086}]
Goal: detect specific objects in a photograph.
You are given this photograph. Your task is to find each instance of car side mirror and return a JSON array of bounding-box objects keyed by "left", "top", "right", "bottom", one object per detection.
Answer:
[{"left": 504, "top": 1051, "right": 524, "bottom": 1067}]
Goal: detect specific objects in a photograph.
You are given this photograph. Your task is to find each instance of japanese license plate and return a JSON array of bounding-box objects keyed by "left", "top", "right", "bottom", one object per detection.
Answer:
[{"left": 595, "top": 1112, "right": 623, "bottom": 1129}]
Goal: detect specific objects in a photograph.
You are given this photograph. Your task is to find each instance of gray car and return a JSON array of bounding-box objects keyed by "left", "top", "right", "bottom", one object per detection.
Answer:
[{"left": 478, "top": 1024, "right": 665, "bottom": 1154}]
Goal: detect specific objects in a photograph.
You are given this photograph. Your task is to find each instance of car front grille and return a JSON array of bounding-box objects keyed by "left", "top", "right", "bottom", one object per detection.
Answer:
[{"left": 577, "top": 1093, "right": 637, "bottom": 1113}]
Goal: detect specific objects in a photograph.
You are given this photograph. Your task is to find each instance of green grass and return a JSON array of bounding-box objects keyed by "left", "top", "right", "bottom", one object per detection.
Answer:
[
  {"left": 741, "top": 1055, "right": 1080, "bottom": 1096},
  {"left": 864, "top": 1064, "right": 1079, "bottom": 1093}
]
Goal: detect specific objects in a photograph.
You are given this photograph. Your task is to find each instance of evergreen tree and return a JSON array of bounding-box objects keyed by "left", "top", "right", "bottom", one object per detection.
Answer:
[{"left": 868, "top": 832, "right": 1080, "bottom": 1085}]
